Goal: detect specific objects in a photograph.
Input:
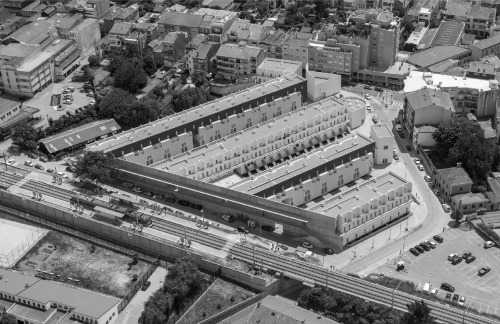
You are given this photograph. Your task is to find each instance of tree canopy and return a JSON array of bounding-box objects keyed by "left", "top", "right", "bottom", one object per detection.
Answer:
[
  {"left": 171, "top": 87, "right": 211, "bottom": 113},
  {"left": 402, "top": 300, "right": 437, "bottom": 324},
  {"left": 191, "top": 71, "right": 209, "bottom": 88},
  {"left": 114, "top": 58, "right": 148, "bottom": 93},
  {"left": 0, "top": 314, "right": 17, "bottom": 324},
  {"left": 11, "top": 123, "right": 44, "bottom": 152},
  {"left": 74, "top": 151, "right": 121, "bottom": 183}
]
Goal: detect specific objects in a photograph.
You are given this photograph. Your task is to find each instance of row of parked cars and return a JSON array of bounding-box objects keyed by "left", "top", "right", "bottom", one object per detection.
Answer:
[
  {"left": 409, "top": 235, "right": 443, "bottom": 256},
  {"left": 439, "top": 283, "right": 467, "bottom": 306}
]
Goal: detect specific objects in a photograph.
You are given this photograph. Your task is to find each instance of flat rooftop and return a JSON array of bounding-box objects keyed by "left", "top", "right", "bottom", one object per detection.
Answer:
[
  {"left": 155, "top": 96, "right": 366, "bottom": 174},
  {"left": 404, "top": 71, "right": 494, "bottom": 93},
  {"left": 407, "top": 45, "right": 470, "bottom": 69},
  {"left": 7, "top": 304, "right": 53, "bottom": 323},
  {"left": 86, "top": 74, "right": 306, "bottom": 153},
  {"left": 17, "top": 39, "right": 72, "bottom": 73},
  {"left": 258, "top": 58, "right": 302, "bottom": 73},
  {"left": 306, "top": 171, "right": 407, "bottom": 216},
  {"left": 229, "top": 132, "right": 374, "bottom": 195},
  {"left": 0, "top": 96, "right": 20, "bottom": 116},
  {"left": 371, "top": 123, "right": 392, "bottom": 138}
]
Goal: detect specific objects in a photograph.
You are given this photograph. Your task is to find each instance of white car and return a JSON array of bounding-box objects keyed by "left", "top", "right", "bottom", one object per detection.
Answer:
[
  {"left": 448, "top": 253, "right": 458, "bottom": 261},
  {"left": 133, "top": 187, "right": 143, "bottom": 193},
  {"left": 458, "top": 296, "right": 466, "bottom": 306},
  {"left": 366, "top": 102, "right": 371, "bottom": 111},
  {"left": 364, "top": 94, "right": 371, "bottom": 100},
  {"left": 62, "top": 89, "right": 71, "bottom": 94},
  {"left": 424, "top": 175, "right": 431, "bottom": 182},
  {"left": 442, "top": 204, "right": 451, "bottom": 212},
  {"left": 426, "top": 240, "right": 437, "bottom": 248},
  {"left": 302, "top": 242, "right": 314, "bottom": 249},
  {"left": 6, "top": 159, "right": 15, "bottom": 166},
  {"left": 89, "top": 99, "right": 96, "bottom": 105},
  {"left": 66, "top": 86, "right": 75, "bottom": 92},
  {"left": 484, "top": 241, "right": 495, "bottom": 248},
  {"left": 24, "top": 160, "right": 33, "bottom": 167},
  {"left": 417, "top": 164, "right": 424, "bottom": 171},
  {"left": 414, "top": 158, "right": 421, "bottom": 164},
  {"left": 430, "top": 288, "right": 438, "bottom": 296},
  {"left": 63, "top": 100, "right": 72, "bottom": 105}
]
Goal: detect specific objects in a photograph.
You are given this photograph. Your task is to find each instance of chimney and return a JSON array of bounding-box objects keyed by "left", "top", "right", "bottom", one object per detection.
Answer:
[{"left": 457, "top": 162, "right": 462, "bottom": 168}]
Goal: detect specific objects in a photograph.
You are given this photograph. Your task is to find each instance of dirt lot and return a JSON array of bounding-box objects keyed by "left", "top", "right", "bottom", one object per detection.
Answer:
[{"left": 14, "top": 231, "right": 149, "bottom": 298}]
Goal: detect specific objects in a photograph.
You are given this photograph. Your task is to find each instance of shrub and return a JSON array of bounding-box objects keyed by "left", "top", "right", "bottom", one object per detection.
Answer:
[
  {"left": 216, "top": 303, "right": 221, "bottom": 310},
  {"left": 230, "top": 296, "right": 235, "bottom": 303},
  {"left": 477, "top": 222, "right": 500, "bottom": 242}
]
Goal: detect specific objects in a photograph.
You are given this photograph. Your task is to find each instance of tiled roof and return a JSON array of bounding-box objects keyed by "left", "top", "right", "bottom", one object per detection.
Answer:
[
  {"left": 158, "top": 11, "right": 203, "bottom": 28},
  {"left": 216, "top": 43, "right": 261, "bottom": 60},
  {"left": 437, "top": 167, "right": 473, "bottom": 186},
  {"left": 430, "top": 21, "right": 465, "bottom": 47},
  {"left": 405, "top": 87, "right": 455, "bottom": 112},
  {"left": 109, "top": 21, "right": 132, "bottom": 35},
  {"left": 472, "top": 33, "right": 500, "bottom": 50},
  {"left": 468, "top": 6, "right": 496, "bottom": 20},
  {"left": 444, "top": 2, "right": 471, "bottom": 17},
  {"left": 451, "top": 192, "right": 489, "bottom": 205},
  {"left": 467, "top": 61, "right": 496, "bottom": 74},
  {"left": 7, "top": 20, "right": 56, "bottom": 45},
  {"left": 407, "top": 45, "right": 470, "bottom": 68}
]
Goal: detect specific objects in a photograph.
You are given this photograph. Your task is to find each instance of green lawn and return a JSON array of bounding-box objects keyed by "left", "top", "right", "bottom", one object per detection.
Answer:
[{"left": 177, "top": 277, "right": 254, "bottom": 324}]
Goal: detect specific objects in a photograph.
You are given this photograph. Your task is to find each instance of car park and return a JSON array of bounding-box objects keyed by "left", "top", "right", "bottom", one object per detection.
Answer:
[
  {"left": 322, "top": 247, "right": 334, "bottom": 255},
  {"left": 478, "top": 266, "right": 491, "bottom": 276},
  {"left": 6, "top": 159, "right": 15, "bottom": 166},
  {"left": 424, "top": 175, "right": 431, "bottom": 182},
  {"left": 442, "top": 204, "right": 451, "bottom": 212},
  {"left": 410, "top": 248, "right": 419, "bottom": 256},
  {"left": 465, "top": 255, "right": 476, "bottom": 263},
  {"left": 261, "top": 225, "right": 274, "bottom": 232},
  {"left": 221, "top": 214, "right": 234, "bottom": 222},
  {"left": 433, "top": 235, "right": 443, "bottom": 243},
  {"left": 458, "top": 296, "right": 466, "bottom": 306},
  {"left": 452, "top": 294, "right": 459, "bottom": 303},
  {"left": 133, "top": 187, "right": 143, "bottom": 193},
  {"left": 484, "top": 241, "right": 495, "bottom": 248},
  {"left": 34, "top": 164, "right": 44, "bottom": 170},
  {"left": 24, "top": 160, "right": 33, "bottom": 167},
  {"left": 302, "top": 242, "right": 313, "bottom": 249},
  {"left": 141, "top": 281, "right": 151, "bottom": 291},
  {"left": 441, "top": 283, "right": 455, "bottom": 292},
  {"left": 417, "top": 164, "right": 424, "bottom": 171},
  {"left": 415, "top": 245, "right": 425, "bottom": 253}
]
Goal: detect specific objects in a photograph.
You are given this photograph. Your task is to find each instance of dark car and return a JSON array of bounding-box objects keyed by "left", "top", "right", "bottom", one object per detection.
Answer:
[
  {"left": 190, "top": 203, "right": 202, "bottom": 210},
  {"left": 409, "top": 248, "right": 420, "bottom": 256},
  {"left": 261, "top": 225, "right": 274, "bottom": 232},
  {"left": 433, "top": 235, "right": 444, "bottom": 243},
  {"left": 34, "top": 164, "right": 44, "bottom": 170},
  {"left": 364, "top": 85, "right": 372, "bottom": 90},
  {"left": 478, "top": 266, "right": 491, "bottom": 276},
  {"left": 280, "top": 244, "right": 289, "bottom": 251},
  {"left": 374, "top": 87, "right": 383, "bottom": 92},
  {"left": 322, "top": 247, "right": 334, "bottom": 255},
  {"left": 178, "top": 200, "right": 190, "bottom": 207},
  {"left": 419, "top": 242, "right": 431, "bottom": 251},
  {"left": 441, "top": 283, "right": 455, "bottom": 292},
  {"left": 28, "top": 153, "right": 37, "bottom": 159},
  {"left": 452, "top": 294, "right": 460, "bottom": 303},
  {"left": 39, "top": 156, "right": 48, "bottom": 162},
  {"left": 141, "top": 281, "right": 151, "bottom": 291},
  {"left": 405, "top": 145, "right": 411, "bottom": 151},
  {"left": 445, "top": 292, "right": 452, "bottom": 301},
  {"left": 237, "top": 226, "right": 250, "bottom": 234},
  {"left": 415, "top": 245, "right": 425, "bottom": 253},
  {"left": 466, "top": 256, "right": 476, "bottom": 263},
  {"left": 451, "top": 256, "right": 462, "bottom": 265},
  {"left": 66, "top": 166, "right": 76, "bottom": 173},
  {"left": 174, "top": 210, "right": 184, "bottom": 216},
  {"left": 399, "top": 132, "right": 405, "bottom": 138},
  {"left": 164, "top": 196, "right": 176, "bottom": 203},
  {"left": 462, "top": 252, "right": 472, "bottom": 259}
]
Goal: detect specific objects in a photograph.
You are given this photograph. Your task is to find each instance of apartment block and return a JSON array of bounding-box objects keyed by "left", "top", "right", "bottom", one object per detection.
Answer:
[
  {"left": 107, "top": 21, "right": 132, "bottom": 53},
  {"left": 259, "top": 29, "right": 291, "bottom": 59},
  {"left": 86, "top": 74, "right": 307, "bottom": 162},
  {"left": 370, "top": 123, "right": 394, "bottom": 164},
  {"left": 68, "top": 18, "right": 101, "bottom": 55},
  {"left": 47, "top": 13, "right": 82, "bottom": 39},
  {"left": 308, "top": 40, "right": 360, "bottom": 78},
  {"left": 85, "top": 0, "right": 110, "bottom": 19},
  {"left": 215, "top": 42, "right": 265, "bottom": 80},
  {"left": 162, "top": 31, "right": 187, "bottom": 67},
  {"left": 102, "top": 4, "right": 138, "bottom": 35},
  {"left": 188, "top": 40, "right": 220, "bottom": 75},
  {"left": 406, "top": 0, "right": 439, "bottom": 26},
  {"left": 443, "top": 0, "right": 496, "bottom": 39},
  {"left": 227, "top": 19, "right": 270, "bottom": 46},
  {"left": 404, "top": 71, "right": 498, "bottom": 117},
  {"left": 256, "top": 58, "right": 302, "bottom": 84},
  {"left": 193, "top": 8, "right": 238, "bottom": 43},
  {"left": 471, "top": 33, "right": 500, "bottom": 60},
  {"left": 281, "top": 30, "right": 312, "bottom": 66}
]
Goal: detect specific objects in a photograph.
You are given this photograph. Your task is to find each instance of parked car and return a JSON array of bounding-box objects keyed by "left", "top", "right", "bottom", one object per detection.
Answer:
[
  {"left": 46, "top": 168, "right": 54, "bottom": 173},
  {"left": 39, "top": 156, "right": 48, "bottom": 162},
  {"left": 34, "top": 164, "right": 44, "bottom": 170},
  {"left": 178, "top": 200, "right": 190, "bottom": 207},
  {"left": 132, "top": 187, "right": 143, "bottom": 193},
  {"left": 28, "top": 153, "right": 37, "bottom": 159},
  {"left": 393, "top": 153, "right": 399, "bottom": 160},
  {"left": 221, "top": 214, "right": 234, "bottom": 222},
  {"left": 465, "top": 256, "right": 476, "bottom": 263},
  {"left": 400, "top": 132, "right": 406, "bottom": 139},
  {"left": 415, "top": 245, "right": 425, "bottom": 253},
  {"left": 428, "top": 183, "right": 436, "bottom": 189},
  {"left": 420, "top": 242, "right": 431, "bottom": 251},
  {"left": 430, "top": 288, "right": 438, "bottom": 296},
  {"left": 426, "top": 240, "right": 436, "bottom": 248},
  {"left": 374, "top": 87, "right": 383, "bottom": 91},
  {"left": 122, "top": 182, "right": 134, "bottom": 188},
  {"left": 432, "top": 189, "right": 440, "bottom": 196},
  {"left": 433, "top": 235, "right": 444, "bottom": 243},
  {"left": 322, "top": 247, "right": 334, "bottom": 254},
  {"left": 66, "top": 86, "right": 75, "bottom": 92},
  {"left": 452, "top": 294, "right": 459, "bottom": 303},
  {"left": 190, "top": 203, "right": 202, "bottom": 210},
  {"left": 144, "top": 191, "right": 153, "bottom": 196},
  {"left": 451, "top": 256, "right": 462, "bottom": 265},
  {"left": 448, "top": 253, "right": 458, "bottom": 261},
  {"left": 424, "top": 175, "right": 431, "bottom": 182},
  {"left": 66, "top": 166, "right": 76, "bottom": 172},
  {"left": 89, "top": 99, "right": 96, "bottom": 105},
  {"left": 237, "top": 226, "right": 250, "bottom": 234},
  {"left": 409, "top": 248, "right": 419, "bottom": 256},
  {"left": 462, "top": 252, "right": 472, "bottom": 259},
  {"left": 86, "top": 92, "right": 94, "bottom": 97},
  {"left": 280, "top": 244, "right": 289, "bottom": 251},
  {"left": 302, "top": 242, "right": 313, "bottom": 249},
  {"left": 152, "top": 193, "right": 163, "bottom": 199},
  {"left": 458, "top": 296, "right": 466, "bottom": 306},
  {"left": 141, "top": 281, "right": 151, "bottom": 291},
  {"left": 441, "top": 283, "right": 455, "bottom": 292},
  {"left": 24, "top": 160, "right": 33, "bottom": 167},
  {"left": 6, "top": 159, "right": 15, "bottom": 166},
  {"left": 364, "top": 85, "right": 372, "bottom": 90},
  {"left": 396, "top": 124, "right": 402, "bottom": 132},
  {"left": 163, "top": 196, "right": 176, "bottom": 203},
  {"left": 261, "top": 225, "right": 274, "bottom": 232},
  {"left": 478, "top": 266, "right": 491, "bottom": 276},
  {"left": 442, "top": 204, "right": 451, "bottom": 212},
  {"left": 364, "top": 94, "right": 371, "bottom": 100},
  {"left": 484, "top": 241, "right": 495, "bottom": 248},
  {"left": 414, "top": 158, "right": 421, "bottom": 164},
  {"left": 62, "top": 89, "right": 71, "bottom": 94},
  {"left": 417, "top": 164, "right": 424, "bottom": 171},
  {"left": 445, "top": 292, "right": 452, "bottom": 301},
  {"left": 63, "top": 99, "right": 72, "bottom": 105}
]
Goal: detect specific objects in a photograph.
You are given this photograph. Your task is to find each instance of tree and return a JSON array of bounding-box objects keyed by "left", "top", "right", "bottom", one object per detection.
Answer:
[
  {"left": 83, "top": 66, "right": 95, "bottom": 86},
  {"left": 191, "top": 71, "right": 209, "bottom": 88},
  {"left": 0, "top": 314, "right": 17, "bottom": 324},
  {"left": 99, "top": 88, "right": 135, "bottom": 121},
  {"left": 402, "top": 300, "right": 437, "bottom": 324},
  {"left": 11, "top": 123, "right": 43, "bottom": 152},
  {"left": 171, "top": 87, "right": 210, "bottom": 112},
  {"left": 88, "top": 55, "right": 100, "bottom": 67},
  {"left": 74, "top": 151, "right": 121, "bottom": 183},
  {"left": 114, "top": 59, "right": 148, "bottom": 93},
  {"left": 143, "top": 55, "right": 156, "bottom": 75},
  {"left": 451, "top": 209, "right": 463, "bottom": 224}
]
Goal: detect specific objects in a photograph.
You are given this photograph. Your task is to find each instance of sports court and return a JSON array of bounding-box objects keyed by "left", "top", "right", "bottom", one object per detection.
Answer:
[{"left": 0, "top": 215, "right": 47, "bottom": 268}]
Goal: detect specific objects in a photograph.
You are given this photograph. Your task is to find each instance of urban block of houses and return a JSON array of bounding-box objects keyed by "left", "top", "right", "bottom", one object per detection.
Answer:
[
  {"left": 434, "top": 165, "right": 473, "bottom": 202},
  {"left": 227, "top": 19, "right": 270, "bottom": 46},
  {"left": 215, "top": 42, "right": 265, "bottom": 81}
]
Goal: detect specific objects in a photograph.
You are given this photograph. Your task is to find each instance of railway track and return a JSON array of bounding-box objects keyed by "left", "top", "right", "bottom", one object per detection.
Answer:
[
  {"left": 0, "top": 172, "right": 24, "bottom": 188},
  {"left": 230, "top": 244, "right": 497, "bottom": 324},
  {"left": 21, "top": 180, "right": 76, "bottom": 201}
]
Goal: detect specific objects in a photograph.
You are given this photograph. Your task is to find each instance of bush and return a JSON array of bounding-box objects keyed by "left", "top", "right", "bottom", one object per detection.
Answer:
[
  {"left": 477, "top": 222, "right": 500, "bottom": 242},
  {"left": 216, "top": 303, "right": 221, "bottom": 310},
  {"left": 230, "top": 296, "right": 235, "bottom": 303}
]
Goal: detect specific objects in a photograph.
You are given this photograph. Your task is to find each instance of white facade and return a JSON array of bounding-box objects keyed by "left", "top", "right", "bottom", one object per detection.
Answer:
[
  {"left": 370, "top": 123, "right": 394, "bottom": 164},
  {"left": 256, "top": 58, "right": 302, "bottom": 84},
  {"left": 306, "top": 68, "right": 341, "bottom": 102}
]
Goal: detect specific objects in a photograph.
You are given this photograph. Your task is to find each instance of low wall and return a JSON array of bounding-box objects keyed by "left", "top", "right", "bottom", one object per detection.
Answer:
[
  {"left": 0, "top": 190, "right": 270, "bottom": 292},
  {"left": 210, "top": 80, "right": 256, "bottom": 96}
]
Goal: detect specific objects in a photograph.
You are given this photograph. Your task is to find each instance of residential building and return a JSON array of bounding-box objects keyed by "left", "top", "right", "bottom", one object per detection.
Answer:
[
  {"left": 353, "top": 62, "right": 417, "bottom": 90},
  {"left": 407, "top": 45, "right": 472, "bottom": 70},
  {"left": 188, "top": 41, "right": 220, "bottom": 75},
  {"left": 281, "top": 29, "right": 313, "bottom": 66},
  {"left": 259, "top": 29, "right": 291, "bottom": 59},
  {"left": 466, "top": 61, "right": 497, "bottom": 79},
  {"left": 308, "top": 40, "right": 361, "bottom": 80},
  {"left": 86, "top": 74, "right": 307, "bottom": 161},
  {"left": 68, "top": 18, "right": 101, "bottom": 55},
  {"left": 305, "top": 69, "right": 341, "bottom": 101},
  {"left": 107, "top": 21, "right": 132, "bottom": 53},
  {"left": 157, "top": 11, "right": 204, "bottom": 40},
  {"left": 102, "top": 4, "right": 138, "bottom": 35},
  {"left": 452, "top": 192, "right": 491, "bottom": 212},
  {"left": 20, "top": 1, "right": 47, "bottom": 17},
  {"left": 3, "top": 0, "right": 34, "bottom": 14},
  {"left": 227, "top": 19, "right": 270, "bottom": 46},
  {"left": 404, "top": 71, "right": 498, "bottom": 117},
  {"left": 215, "top": 42, "right": 265, "bottom": 80},
  {"left": 406, "top": 0, "right": 440, "bottom": 26},
  {"left": 162, "top": 31, "right": 187, "bottom": 67},
  {"left": 132, "top": 23, "right": 158, "bottom": 44},
  {"left": 47, "top": 13, "right": 83, "bottom": 39},
  {"left": 85, "top": 0, "right": 110, "bottom": 19},
  {"left": 465, "top": 6, "right": 496, "bottom": 38},
  {"left": 403, "top": 87, "right": 454, "bottom": 145},
  {"left": 434, "top": 166, "right": 473, "bottom": 201},
  {"left": 0, "top": 39, "right": 80, "bottom": 97},
  {"left": 256, "top": 58, "right": 302, "bottom": 83},
  {"left": 370, "top": 123, "right": 394, "bottom": 164},
  {"left": 40, "top": 119, "right": 121, "bottom": 155},
  {"left": 123, "top": 31, "right": 147, "bottom": 57},
  {"left": 471, "top": 33, "right": 500, "bottom": 60},
  {"left": 193, "top": 8, "right": 238, "bottom": 43},
  {"left": 185, "top": 34, "right": 209, "bottom": 73},
  {"left": 0, "top": 268, "right": 121, "bottom": 324}
]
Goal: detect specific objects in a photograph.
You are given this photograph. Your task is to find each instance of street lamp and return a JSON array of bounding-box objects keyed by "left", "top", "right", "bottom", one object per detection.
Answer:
[{"left": 429, "top": 271, "right": 433, "bottom": 287}]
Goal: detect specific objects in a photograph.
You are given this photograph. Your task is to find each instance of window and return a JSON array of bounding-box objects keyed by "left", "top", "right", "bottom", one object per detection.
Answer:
[
  {"left": 230, "top": 124, "right": 236, "bottom": 134},
  {"left": 246, "top": 118, "right": 252, "bottom": 128},
  {"left": 304, "top": 189, "right": 311, "bottom": 202},
  {"left": 261, "top": 112, "right": 267, "bottom": 123},
  {"left": 338, "top": 174, "right": 344, "bottom": 187},
  {"left": 164, "top": 149, "right": 170, "bottom": 159},
  {"left": 383, "top": 145, "right": 388, "bottom": 149},
  {"left": 215, "top": 129, "right": 221, "bottom": 139},
  {"left": 181, "top": 143, "right": 187, "bottom": 153},
  {"left": 321, "top": 182, "right": 327, "bottom": 194}
]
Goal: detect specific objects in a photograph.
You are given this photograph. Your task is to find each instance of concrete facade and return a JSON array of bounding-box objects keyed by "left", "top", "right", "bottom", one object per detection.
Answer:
[
  {"left": 370, "top": 123, "right": 394, "bottom": 164},
  {"left": 434, "top": 166, "right": 474, "bottom": 202},
  {"left": 256, "top": 58, "right": 302, "bottom": 84},
  {"left": 305, "top": 69, "right": 341, "bottom": 102},
  {"left": 68, "top": 18, "right": 101, "bottom": 54}
]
